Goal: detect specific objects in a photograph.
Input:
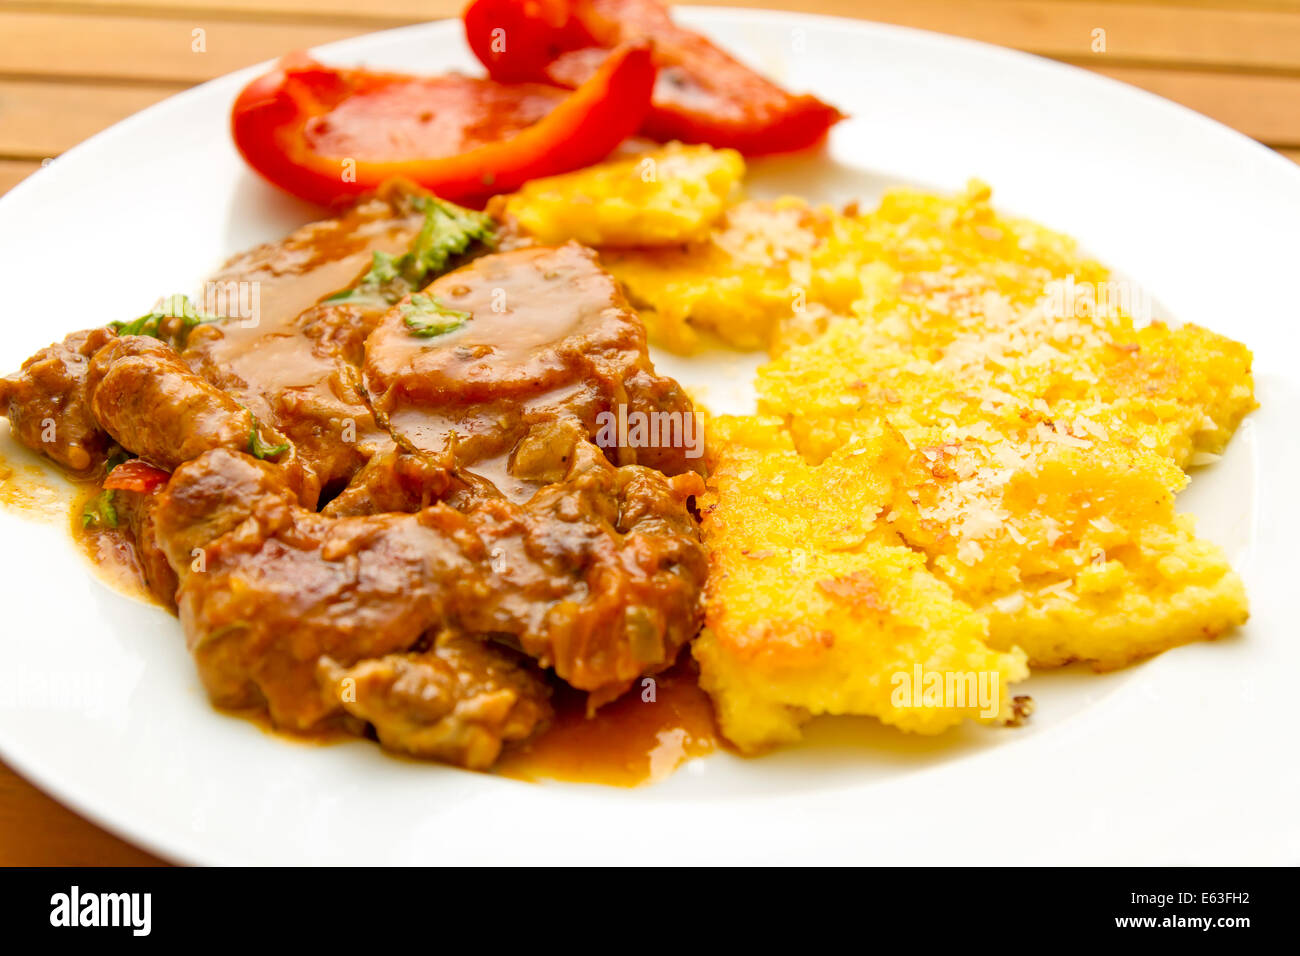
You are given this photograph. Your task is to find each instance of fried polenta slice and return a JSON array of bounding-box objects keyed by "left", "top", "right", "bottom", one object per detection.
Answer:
[
  {"left": 603, "top": 198, "right": 867, "bottom": 352},
  {"left": 695, "top": 416, "right": 1029, "bottom": 751},
  {"left": 494, "top": 142, "right": 744, "bottom": 248},
  {"left": 888, "top": 427, "right": 1247, "bottom": 669},
  {"left": 752, "top": 183, "right": 1253, "bottom": 672},
  {"left": 768, "top": 180, "right": 1256, "bottom": 464},
  {"left": 1047, "top": 320, "right": 1256, "bottom": 467},
  {"left": 760, "top": 312, "right": 1255, "bottom": 473}
]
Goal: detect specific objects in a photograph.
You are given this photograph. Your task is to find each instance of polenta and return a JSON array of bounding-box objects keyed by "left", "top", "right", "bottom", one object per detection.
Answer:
[{"left": 501, "top": 147, "right": 1256, "bottom": 753}]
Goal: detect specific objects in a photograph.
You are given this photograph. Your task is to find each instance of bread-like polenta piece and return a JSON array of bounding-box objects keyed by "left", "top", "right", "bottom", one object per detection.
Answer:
[
  {"left": 891, "top": 428, "right": 1247, "bottom": 668},
  {"left": 496, "top": 143, "right": 744, "bottom": 248},
  {"left": 603, "top": 198, "right": 866, "bottom": 352},
  {"left": 752, "top": 182, "right": 1253, "bottom": 672},
  {"left": 766, "top": 180, "right": 1256, "bottom": 464},
  {"left": 695, "top": 417, "right": 1029, "bottom": 751}
]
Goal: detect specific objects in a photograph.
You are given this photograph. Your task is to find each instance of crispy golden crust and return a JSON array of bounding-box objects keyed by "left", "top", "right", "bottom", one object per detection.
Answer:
[
  {"left": 695, "top": 417, "right": 1029, "bottom": 752},
  {"left": 691, "top": 177, "right": 1252, "bottom": 752},
  {"left": 493, "top": 142, "right": 744, "bottom": 249},
  {"left": 502, "top": 154, "right": 1256, "bottom": 753}
]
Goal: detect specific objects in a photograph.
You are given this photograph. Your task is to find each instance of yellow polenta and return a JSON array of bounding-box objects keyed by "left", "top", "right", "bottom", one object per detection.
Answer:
[
  {"left": 501, "top": 148, "right": 1256, "bottom": 753},
  {"left": 493, "top": 142, "right": 743, "bottom": 249},
  {"left": 696, "top": 416, "right": 1029, "bottom": 751}
]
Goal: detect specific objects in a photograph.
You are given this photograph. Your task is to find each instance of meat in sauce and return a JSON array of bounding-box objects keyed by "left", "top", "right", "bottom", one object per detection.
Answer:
[
  {"left": 365, "top": 241, "right": 702, "bottom": 501},
  {"left": 0, "top": 185, "right": 709, "bottom": 775}
]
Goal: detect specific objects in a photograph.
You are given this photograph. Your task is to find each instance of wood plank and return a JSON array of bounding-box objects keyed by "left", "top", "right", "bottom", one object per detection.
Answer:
[
  {"left": 0, "top": 158, "right": 42, "bottom": 194},
  {"left": 0, "top": 762, "right": 167, "bottom": 865},
  {"left": 699, "top": 0, "right": 1300, "bottom": 72},
  {"left": 3, "top": 0, "right": 447, "bottom": 24},
  {"left": 0, "top": 12, "right": 363, "bottom": 83},
  {"left": 25, "top": 0, "right": 1300, "bottom": 18},
  {"left": 9, "top": 0, "right": 1300, "bottom": 72},
  {"left": 1091, "top": 65, "right": 1300, "bottom": 145},
  {"left": 1041, "top": 1, "right": 1300, "bottom": 12},
  {"left": 0, "top": 81, "right": 176, "bottom": 158},
  {"left": 2, "top": 24, "right": 1295, "bottom": 152}
]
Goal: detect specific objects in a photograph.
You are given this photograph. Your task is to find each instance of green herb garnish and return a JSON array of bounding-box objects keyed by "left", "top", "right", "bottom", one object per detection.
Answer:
[
  {"left": 81, "top": 490, "right": 118, "bottom": 529},
  {"left": 103, "top": 448, "right": 130, "bottom": 478},
  {"left": 326, "top": 196, "right": 495, "bottom": 308},
  {"left": 401, "top": 293, "right": 470, "bottom": 338},
  {"left": 248, "top": 418, "right": 290, "bottom": 461},
  {"left": 109, "top": 295, "right": 220, "bottom": 348},
  {"left": 406, "top": 196, "right": 496, "bottom": 280}
]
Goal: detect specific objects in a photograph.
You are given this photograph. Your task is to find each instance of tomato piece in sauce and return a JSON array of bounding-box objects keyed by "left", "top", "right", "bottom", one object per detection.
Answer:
[
  {"left": 464, "top": 0, "right": 843, "bottom": 155},
  {"left": 102, "top": 459, "right": 170, "bottom": 494},
  {"left": 231, "top": 43, "right": 656, "bottom": 206}
]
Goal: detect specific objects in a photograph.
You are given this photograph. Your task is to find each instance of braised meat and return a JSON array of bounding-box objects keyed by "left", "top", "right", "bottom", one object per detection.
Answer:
[
  {"left": 0, "top": 327, "right": 116, "bottom": 473},
  {"left": 154, "top": 424, "right": 702, "bottom": 730},
  {"left": 321, "top": 445, "right": 498, "bottom": 517},
  {"left": 320, "top": 636, "right": 552, "bottom": 768},
  {"left": 86, "top": 335, "right": 320, "bottom": 507},
  {"left": 155, "top": 449, "right": 552, "bottom": 767},
  {"left": 365, "top": 242, "right": 701, "bottom": 501},
  {"left": 0, "top": 190, "right": 707, "bottom": 770},
  {"left": 453, "top": 424, "right": 705, "bottom": 707},
  {"left": 113, "top": 488, "right": 181, "bottom": 609},
  {"left": 156, "top": 448, "right": 498, "bottom": 727},
  {"left": 180, "top": 186, "right": 430, "bottom": 492}
]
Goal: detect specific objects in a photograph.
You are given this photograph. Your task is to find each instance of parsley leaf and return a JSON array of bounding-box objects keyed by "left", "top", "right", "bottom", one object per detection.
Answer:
[
  {"left": 103, "top": 448, "right": 130, "bottom": 476},
  {"left": 326, "top": 196, "right": 495, "bottom": 308},
  {"left": 406, "top": 195, "right": 496, "bottom": 280},
  {"left": 110, "top": 295, "right": 220, "bottom": 348},
  {"left": 81, "top": 489, "right": 118, "bottom": 529},
  {"left": 248, "top": 417, "right": 290, "bottom": 460},
  {"left": 401, "top": 294, "right": 470, "bottom": 338}
]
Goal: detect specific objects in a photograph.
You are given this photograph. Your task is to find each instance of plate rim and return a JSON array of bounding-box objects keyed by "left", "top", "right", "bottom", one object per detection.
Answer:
[{"left": 0, "top": 8, "right": 1295, "bottom": 866}]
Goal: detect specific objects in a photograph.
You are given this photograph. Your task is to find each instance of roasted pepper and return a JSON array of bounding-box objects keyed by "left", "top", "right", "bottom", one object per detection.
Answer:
[
  {"left": 231, "top": 42, "right": 656, "bottom": 206},
  {"left": 464, "top": 0, "right": 843, "bottom": 155}
]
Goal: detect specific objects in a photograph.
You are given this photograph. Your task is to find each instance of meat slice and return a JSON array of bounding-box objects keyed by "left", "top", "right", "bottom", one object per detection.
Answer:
[
  {"left": 320, "top": 444, "right": 498, "bottom": 518},
  {"left": 364, "top": 242, "right": 702, "bottom": 502},
  {"left": 114, "top": 488, "right": 181, "bottom": 609},
  {"left": 0, "top": 327, "right": 115, "bottom": 473},
  {"left": 153, "top": 421, "right": 704, "bottom": 739},
  {"left": 320, "top": 636, "right": 552, "bottom": 769},
  {"left": 156, "top": 445, "right": 554, "bottom": 767},
  {"left": 155, "top": 449, "right": 482, "bottom": 728},
  {"left": 455, "top": 423, "right": 706, "bottom": 706},
  {"left": 86, "top": 335, "right": 319, "bottom": 506},
  {"left": 181, "top": 185, "right": 430, "bottom": 492}
]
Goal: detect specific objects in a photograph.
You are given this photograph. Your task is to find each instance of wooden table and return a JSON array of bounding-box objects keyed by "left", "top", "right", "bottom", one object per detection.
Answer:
[{"left": 1, "top": 0, "right": 1296, "bottom": 866}]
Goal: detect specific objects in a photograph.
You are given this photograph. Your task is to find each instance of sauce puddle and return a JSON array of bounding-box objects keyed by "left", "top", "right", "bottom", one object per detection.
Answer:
[
  {"left": 6, "top": 444, "right": 721, "bottom": 788},
  {"left": 497, "top": 657, "right": 720, "bottom": 786},
  {"left": 0, "top": 450, "right": 73, "bottom": 523}
]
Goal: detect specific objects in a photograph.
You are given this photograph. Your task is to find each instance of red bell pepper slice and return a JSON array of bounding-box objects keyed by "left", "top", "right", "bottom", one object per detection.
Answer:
[
  {"left": 103, "top": 460, "right": 171, "bottom": 494},
  {"left": 464, "top": 0, "right": 843, "bottom": 155},
  {"left": 231, "top": 41, "right": 656, "bottom": 206}
]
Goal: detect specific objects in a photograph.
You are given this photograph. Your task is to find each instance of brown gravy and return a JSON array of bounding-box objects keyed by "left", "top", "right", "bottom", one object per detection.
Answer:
[
  {"left": 0, "top": 205, "right": 718, "bottom": 787},
  {"left": 227, "top": 656, "right": 721, "bottom": 787},
  {"left": 497, "top": 657, "right": 719, "bottom": 786},
  {"left": 0, "top": 465, "right": 719, "bottom": 787},
  {"left": 0, "top": 451, "right": 72, "bottom": 524}
]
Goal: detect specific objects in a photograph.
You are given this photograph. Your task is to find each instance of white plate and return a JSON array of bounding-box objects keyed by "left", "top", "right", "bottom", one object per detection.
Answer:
[{"left": 1, "top": 9, "right": 1297, "bottom": 865}]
